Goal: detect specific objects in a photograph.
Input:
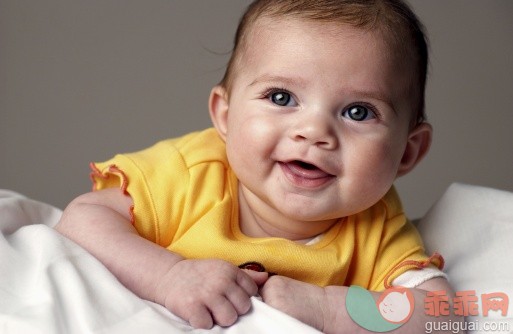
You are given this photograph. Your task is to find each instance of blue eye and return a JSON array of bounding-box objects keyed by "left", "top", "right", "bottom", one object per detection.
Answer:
[
  {"left": 269, "top": 91, "right": 297, "bottom": 107},
  {"left": 342, "top": 105, "right": 375, "bottom": 121}
]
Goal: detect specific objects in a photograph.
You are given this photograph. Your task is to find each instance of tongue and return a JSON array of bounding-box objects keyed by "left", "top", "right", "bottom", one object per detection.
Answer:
[{"left": 286, "top": 161, "right": 331, "bottom": 179}]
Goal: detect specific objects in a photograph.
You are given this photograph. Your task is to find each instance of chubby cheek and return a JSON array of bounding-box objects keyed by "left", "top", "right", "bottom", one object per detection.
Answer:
[
  {"left": 347, "top": 136, "right": 405, "bottom": 204},
  {"left": 225, "top": 113, "right": 278, "bottom": 175}
]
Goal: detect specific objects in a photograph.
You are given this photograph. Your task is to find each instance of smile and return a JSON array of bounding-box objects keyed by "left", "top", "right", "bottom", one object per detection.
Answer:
[{"left": 278, "top": 160, "right": 335, "bottom": 189}]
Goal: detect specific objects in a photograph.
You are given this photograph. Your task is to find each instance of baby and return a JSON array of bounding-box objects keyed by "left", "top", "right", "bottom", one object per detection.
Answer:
[{"left": 56, "top": 0, "right": 460, "bottom": 332}]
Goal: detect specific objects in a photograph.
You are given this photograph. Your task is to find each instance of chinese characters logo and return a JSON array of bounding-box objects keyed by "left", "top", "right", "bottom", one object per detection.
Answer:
[
  {"left": 425, "top": 290, "right": 509, "bottom": 317},
  {"left": 347, "top": 286, "right": 510, "bottom": 333}
]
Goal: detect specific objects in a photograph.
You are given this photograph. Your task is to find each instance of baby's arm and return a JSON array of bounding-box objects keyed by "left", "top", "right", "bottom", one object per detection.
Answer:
[
  {"left": 260, "top": 276, "right": 463, "bottom": 333},
  {"left": 55, "top": 188, "right": 267, "bottom": 329}
]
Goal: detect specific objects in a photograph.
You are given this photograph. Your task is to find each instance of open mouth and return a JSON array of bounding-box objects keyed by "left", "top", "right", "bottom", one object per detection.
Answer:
[
  {"left": 279, "top": 160, "right": 335, "bottom": 188},
  {"left": 293, "top": 160, "right": 318, "bottom": 170},
  {"left": 286, "top": 160, "right": 333, "bottom": 178}
]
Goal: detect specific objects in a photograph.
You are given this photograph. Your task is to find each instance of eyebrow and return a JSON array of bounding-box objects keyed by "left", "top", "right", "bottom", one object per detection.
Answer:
[{"left": 249, "top": 74, "right": 308, "bottom": 88}]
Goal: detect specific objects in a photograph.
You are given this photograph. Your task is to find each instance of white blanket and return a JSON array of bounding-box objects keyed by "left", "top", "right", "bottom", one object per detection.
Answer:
[
  {"left": 0, "top": 189, "right": 320, "bottom": 334},
  {"left": 2, "top": 184, "right": 513, "bottom": 333}
]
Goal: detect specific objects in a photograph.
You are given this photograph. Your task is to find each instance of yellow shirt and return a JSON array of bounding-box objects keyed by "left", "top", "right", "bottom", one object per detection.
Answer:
[{"left": 91, "top": 128, "right": 442, "bottom": 290}]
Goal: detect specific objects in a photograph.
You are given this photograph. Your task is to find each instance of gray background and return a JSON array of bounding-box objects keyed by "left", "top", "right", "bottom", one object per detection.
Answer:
[{"left": 1, "top": 0, "right": 512, "bottom": 218}]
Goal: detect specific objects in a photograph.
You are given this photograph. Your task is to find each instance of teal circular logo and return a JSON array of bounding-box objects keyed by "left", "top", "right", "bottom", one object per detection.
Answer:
[{"left": 346, "top": 285, "right": 414, "bottom": 332}]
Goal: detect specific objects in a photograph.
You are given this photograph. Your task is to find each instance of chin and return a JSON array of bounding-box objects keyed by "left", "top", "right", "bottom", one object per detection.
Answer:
[{"left": 278, "top": 203, "right": 341, "bottom": 222}]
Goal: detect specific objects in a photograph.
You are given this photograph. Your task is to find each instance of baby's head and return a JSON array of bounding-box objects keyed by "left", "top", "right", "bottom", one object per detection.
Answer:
[
  {"left": 208, "top": 0, "right": 433, "bottom": 234},
  {"left": 220, "top": 0, "right": 428, "bottom": 128}
]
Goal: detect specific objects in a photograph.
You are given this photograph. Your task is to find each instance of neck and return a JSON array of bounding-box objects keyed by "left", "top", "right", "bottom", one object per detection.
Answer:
[{"left": 237, "top": 184, "right": 337, "bottom": 241}]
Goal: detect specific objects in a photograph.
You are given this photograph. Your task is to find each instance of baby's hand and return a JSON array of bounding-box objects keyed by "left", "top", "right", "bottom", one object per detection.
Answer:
[
  {"left": 155, "top": 259, "right": 267, "bottom": 329},
  {"left": 259, "top": 275, "right": 330, "bottom": 331}
]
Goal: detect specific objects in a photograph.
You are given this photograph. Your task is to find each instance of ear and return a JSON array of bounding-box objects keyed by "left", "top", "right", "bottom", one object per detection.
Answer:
[
  {"left": 396, "top": 122, "right": 432, "bottom": 177},
  {"left": 208, "top": 85, "right": 229, "bottom": 141}
]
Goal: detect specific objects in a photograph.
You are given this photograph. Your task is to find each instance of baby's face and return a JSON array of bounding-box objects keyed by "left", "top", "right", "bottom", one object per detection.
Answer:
[{"left": 214, "top": 17, "right": 421, "bottom": 234}]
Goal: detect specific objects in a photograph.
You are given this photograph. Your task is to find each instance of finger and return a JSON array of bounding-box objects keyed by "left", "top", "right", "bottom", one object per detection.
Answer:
[
  {"left": 207, "top": 295, "right": 238, "bottom": 327},
  {"left": 259, "top": 275, "right": 286, "bottom": 301},
  {"left": 236, "top": 269, "right": 260, "bottom": 296},
  {"left": 224, "top": 286, "right": 253, "bottom": 315},
  {"left": 188, "top": 305, "right": 214, "bottom": 329},
  {"left": 243, "top": 269, "right": 269, "bottom": 286}
]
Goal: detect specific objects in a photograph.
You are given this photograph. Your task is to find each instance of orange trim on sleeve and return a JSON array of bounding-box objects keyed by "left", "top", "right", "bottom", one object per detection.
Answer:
[
  {"left": 107, "top": 165, "right": 130, "bottom": 195},
  {"left": 383, "top": 252, "right": 445, "bottom": 289},
  {"left": 90, "top": 162, "right": 130, "bottom": 194},
  {"left": 89, "top": 162, "right": 135, "bottom": 224},
  {"left": 89, "top": 162, "right": 104, "bottom": 191}
]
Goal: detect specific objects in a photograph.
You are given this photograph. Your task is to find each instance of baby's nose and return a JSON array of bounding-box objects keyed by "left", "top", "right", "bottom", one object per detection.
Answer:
[{"left": 289, "top": 113, "right": 338, "bottom": 150}]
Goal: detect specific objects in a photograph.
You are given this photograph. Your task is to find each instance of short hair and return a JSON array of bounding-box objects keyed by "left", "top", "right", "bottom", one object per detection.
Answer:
[{"left": 219, "top": 0, "right": 429, "bottom": 126}]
